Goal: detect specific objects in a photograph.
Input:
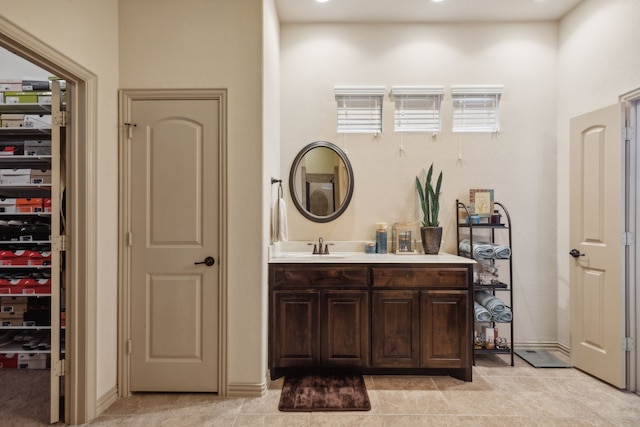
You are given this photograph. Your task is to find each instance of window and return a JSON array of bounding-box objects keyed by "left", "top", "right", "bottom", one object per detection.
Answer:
[
  {"left": 335, "top": 86, "right": 385, "bottom": 133},
  {"left": 391, "top": 86, "right": 444, "bottom": 132},
  {"left": 451, "top": 85, "right": 504, "bottom": 132}
]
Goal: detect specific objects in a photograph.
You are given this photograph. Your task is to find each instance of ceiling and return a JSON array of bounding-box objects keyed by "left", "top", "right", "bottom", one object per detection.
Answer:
[{"left": 274, "top": 0, "right": 585, "bottom": 23}]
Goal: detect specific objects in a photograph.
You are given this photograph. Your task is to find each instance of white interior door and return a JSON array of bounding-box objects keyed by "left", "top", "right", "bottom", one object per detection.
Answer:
[
  {"left": 128, "top": 94, "right": 220, "bottom": 392},
  {"left": 569, "top": 103, "right": 626, "bottom": 388}
]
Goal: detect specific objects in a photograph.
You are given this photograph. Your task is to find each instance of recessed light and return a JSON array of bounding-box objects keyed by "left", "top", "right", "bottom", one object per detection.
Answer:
[{"left": 316, "top": 0, "right": 330, "bottom": 3}]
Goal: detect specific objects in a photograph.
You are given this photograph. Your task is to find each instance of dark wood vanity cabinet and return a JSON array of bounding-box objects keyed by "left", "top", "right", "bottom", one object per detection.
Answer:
[
  {"left": 269, "top": 266, "right": 369, "bottom": 373},
  {"left": 269, "top": 262, "right": 473, "bottom": 381}
]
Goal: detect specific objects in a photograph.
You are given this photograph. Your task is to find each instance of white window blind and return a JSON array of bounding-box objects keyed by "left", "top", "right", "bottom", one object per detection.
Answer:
[
  {"left": 451, "top": 85, "right": 504, "bottom": 133},
  {"left": 335, "top": 86, "right": 385, "bottom": 133},
  {"left": 391, "top": 86, "right": 444, "bottom": 132}
]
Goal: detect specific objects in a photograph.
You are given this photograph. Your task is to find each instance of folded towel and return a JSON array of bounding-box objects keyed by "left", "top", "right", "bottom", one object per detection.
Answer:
[
  {"left": 474, "top": 291, "right": 512, "bottom": 323},
  {"left": 474, "top": 302, "right": 492, "bottom": 322},
  {"left": 458, "top": 239, "right": 511, "bottom": 260},
  {"left": 493, "top": 245, "right": 511, "bottom": 259},
  {"left": 271, "top": 196, "right": 288, "bottom": 242},
  {"left": 474, "top": 290, "right": 506, "bottom": 315},
  {"left": 493, "top": 308, "right": 513, "bottom": 323}
]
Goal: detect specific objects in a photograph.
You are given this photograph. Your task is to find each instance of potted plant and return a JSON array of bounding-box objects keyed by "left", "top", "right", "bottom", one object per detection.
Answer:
[{"left": 415, "top": 163, "right": 443, "bottom": 254}]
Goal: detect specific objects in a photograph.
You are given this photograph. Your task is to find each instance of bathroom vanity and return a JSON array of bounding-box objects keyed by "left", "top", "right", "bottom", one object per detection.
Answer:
[{"left": 268, "top": 250, "right": 474, "bottom": 381}]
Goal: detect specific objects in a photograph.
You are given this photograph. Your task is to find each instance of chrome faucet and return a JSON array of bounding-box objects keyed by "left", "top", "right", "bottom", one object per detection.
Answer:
[{"left": 309, "top": 237, "right": 332, "bottom": 254}]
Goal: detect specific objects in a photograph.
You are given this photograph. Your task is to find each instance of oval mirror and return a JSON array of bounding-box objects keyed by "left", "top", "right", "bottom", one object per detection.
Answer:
[{"left": 289, "top": 141, "right": 354, "bottom": 223}]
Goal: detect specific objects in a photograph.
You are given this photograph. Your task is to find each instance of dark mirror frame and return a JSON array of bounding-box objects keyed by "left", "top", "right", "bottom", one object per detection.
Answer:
[{"left": 288, "top": 141, "right": 354, "bottom": 223}]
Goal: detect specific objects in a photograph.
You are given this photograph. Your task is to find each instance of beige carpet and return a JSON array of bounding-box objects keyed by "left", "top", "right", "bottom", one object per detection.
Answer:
[{"left": 0, "top": 369, "right": 50, "bottom": 426}]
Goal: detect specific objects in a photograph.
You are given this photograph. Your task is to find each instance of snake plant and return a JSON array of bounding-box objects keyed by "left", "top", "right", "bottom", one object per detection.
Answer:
[{"left": 415, "top": 163, "right": 443, "bottom": 227}]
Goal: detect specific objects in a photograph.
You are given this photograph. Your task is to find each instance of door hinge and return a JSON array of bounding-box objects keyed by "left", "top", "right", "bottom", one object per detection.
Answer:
[
  {"left": 53, "top": 110, "right": 67, "bottom": 127},
  {"left": 127, "top": 232, "right": 133, "bottom": 247},
  {"left": 622, "top": 232, "right": 635, "bottom": 246},
  {"left": 127, "top": 339, "right": 132, "bottom": 355},
  {"left": 52, "top": 235, "right": 68, "bottom": 252},
  {"left": 52, "top": 359, "right": 66, "bottom": 376},
  {"left": 624, "top": 337, "right": 635, "bottom": 351}
]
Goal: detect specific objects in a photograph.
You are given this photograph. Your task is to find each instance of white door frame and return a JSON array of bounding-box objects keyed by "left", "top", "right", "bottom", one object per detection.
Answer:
[
  {"left": 118, "top": 89, "right": 229, "bottom": 397},
  {"left": 0, "top": 16, "right": 98, "bottom": 424},
  {"left": 621, "top": 88, "right": 639, "bottom": 394}
]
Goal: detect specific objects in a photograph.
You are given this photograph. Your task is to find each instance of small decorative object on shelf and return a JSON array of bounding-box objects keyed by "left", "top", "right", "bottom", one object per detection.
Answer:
[
  {"left": 392, "top": 222, "right": 418, "bottom": 254},
  {"left": 456, "top": 198, "right": 514, "bottom": 366}
]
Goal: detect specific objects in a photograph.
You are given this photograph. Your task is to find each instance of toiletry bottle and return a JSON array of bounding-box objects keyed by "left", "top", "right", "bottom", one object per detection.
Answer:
[
  {"left": 490, "top": 210, "right": 502, "bottom": 224},
  {"left": 376, "top": 223, "right": 388, "bottom": 253}
]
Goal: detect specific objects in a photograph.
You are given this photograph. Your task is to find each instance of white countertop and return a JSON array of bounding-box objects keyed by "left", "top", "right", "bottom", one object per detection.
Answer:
[{"left": 268, "top": 241, "right": 474, "bottom": 264}]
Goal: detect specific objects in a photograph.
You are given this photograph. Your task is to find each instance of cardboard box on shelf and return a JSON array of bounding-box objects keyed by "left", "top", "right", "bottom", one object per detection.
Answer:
[
  {"left": 0, "top": 198, "right": 17, "bottom": 213},
  {"left": 21, "top": 80, "right": 50, "bottom": 91},
  {"left": 1, "top": 119, "right": 23, "bottom": 128},
  {"left": 23, "top": 114, "right": 51, "bottom": 129},
  {"left": 0, "top": 169, "right": 31, "bottom": 185},
  {"left": 0, "top": 80, "right": 22, "bottom": 91},
  {"left": 24, "top": 140, "right": 51, "bottom": 156},
  {"left": 16, "top": 198, "right": 44, "bottom": 213},
  {"left": 18, "top": 353, "right": 48, "bottom": 369},
  {"left": 30, "top": 169, "right": 51, "bottom": 184},
  {"left": 0, "top": 353, "right": 18, "bottom": 369},
  {"left": 3, "top": 91, "right": 51, "bottom": 104}
]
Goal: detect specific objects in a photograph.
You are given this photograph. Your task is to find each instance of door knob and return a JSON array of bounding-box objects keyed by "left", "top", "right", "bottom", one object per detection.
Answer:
[
  {"left": 194, "top": 256, "right": 215, "bottom": 266},
  {"left": 569, "top": 249, "right": 585, "bottom": 258}
]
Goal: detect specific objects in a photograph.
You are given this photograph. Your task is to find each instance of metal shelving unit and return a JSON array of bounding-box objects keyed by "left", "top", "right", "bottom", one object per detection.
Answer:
[{"left": 456, "top": 199, "right": 514, "bottom": 366}]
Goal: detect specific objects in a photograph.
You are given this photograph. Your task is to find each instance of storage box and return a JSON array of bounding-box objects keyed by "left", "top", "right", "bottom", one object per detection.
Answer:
[
  {"left": 0, "top": 354, "right": 18, "bottom": 369},
  {"left": 23, "top": 114, "right": 51, "bottom": 129},
  {"left": 3, "top": 91, "right": 38, "bottom": 104},
  {"left": 0, "top": 318, "right": 22, "bottom": 326},
  {"left": 1, "top": 119, "right": 23, "bottom": 128},
  {"left": 0, "top": 80, "right": 22, "bottom": 91},
  {"left": 0, "top": 169, "right": 31, "bottom": 184},
  {"left": 18, "top": 353, "right": 48, "bottom": 369},
  {"left": 0, "top": 302, "right": 26, "bottom": 318},
  {"left": 30, "top": 169, "right": 51, "bottom": 184},
  {"left": 0, "top": 198, "right": 17, "bottom": 213},
  {"left": 1, "top": 296, "right": 28, "bottom": 305},
  {"left": 24, "top": 140, "right": 51, "bottom": 156},
  {"left": 21, "top": 80, "right": 50, "bottom": 91},
  {"left": 16, "top": 198, "right": 44, "bottom": 213}
]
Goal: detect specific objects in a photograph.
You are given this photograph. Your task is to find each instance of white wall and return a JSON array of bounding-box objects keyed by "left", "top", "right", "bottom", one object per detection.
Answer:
[
  {"left": 263, "top": 0, "right": 280, "bottom": 381},
  {"left": 280, "top": 22, "right": 560, "bottom": 344},
  {"left": 118, "top": 0, "right": 266, "bottom": 391},
  {"left": 0, "top": 0, "right": 120, "bottom": 406},
  {"left": 557, "top": 0, "right": 640, "bottom": 347}
]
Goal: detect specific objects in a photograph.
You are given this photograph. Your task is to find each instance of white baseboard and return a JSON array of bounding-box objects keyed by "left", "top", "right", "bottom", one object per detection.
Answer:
[
  {"left": 226, "top": 381, "right": 267, "bottom": 397},
  {"left": 96, "top": 385, "right": 118, "bottom": 416}
]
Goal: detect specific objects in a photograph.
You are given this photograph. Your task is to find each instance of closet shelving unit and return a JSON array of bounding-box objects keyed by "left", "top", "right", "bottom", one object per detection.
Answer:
[
  {"left": 456, "top": 199, "right": 514, "bottom": 366},
  {"left": 0, "top": 80, "right": 66, "bottom": 422}
]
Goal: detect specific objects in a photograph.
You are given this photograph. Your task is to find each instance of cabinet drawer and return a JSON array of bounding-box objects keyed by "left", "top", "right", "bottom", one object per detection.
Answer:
[
  {"left": 372, "top": 267, "right": 470, "bottom": 288},
  {"left": 271, "top": 265, "right": 368, "bottom": 288}
]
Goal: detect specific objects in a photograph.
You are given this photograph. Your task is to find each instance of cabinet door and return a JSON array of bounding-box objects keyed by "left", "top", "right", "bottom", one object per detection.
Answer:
[
  {"left": 271, "top": 291, "right": 319, "bottom": 367},
  {"left": 321, "top": 290, "right": 369, "bottom": 367},
  {"left": 371, "top": 290, "right": 419, "bottom": 367},
  {"left": 420, "top": 290, "right": 470, "bottom": 369}
]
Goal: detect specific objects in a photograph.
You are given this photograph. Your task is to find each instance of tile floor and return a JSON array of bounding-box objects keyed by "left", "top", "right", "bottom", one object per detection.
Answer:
[{"left": 79, "top": 353, "right": 640, "bottom": 426}]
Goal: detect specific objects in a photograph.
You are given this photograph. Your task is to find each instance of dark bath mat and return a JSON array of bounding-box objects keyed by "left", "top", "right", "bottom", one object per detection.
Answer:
[{"left": 278, "top": 373, "right": 371, "bottom": 412}]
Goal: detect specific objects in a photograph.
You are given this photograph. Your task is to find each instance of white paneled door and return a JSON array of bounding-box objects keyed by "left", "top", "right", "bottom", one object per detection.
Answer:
[
  {"left": 569, "top": 103, "right": 626, "bottom": 388},
  {"left": 127, "top": 93, "right": 222, "bottom": 392}
]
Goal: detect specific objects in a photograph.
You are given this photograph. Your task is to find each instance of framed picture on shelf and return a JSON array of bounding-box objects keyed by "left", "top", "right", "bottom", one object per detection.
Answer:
[{"left": 470, "top": 189, "right": 494, "bottom": 217}]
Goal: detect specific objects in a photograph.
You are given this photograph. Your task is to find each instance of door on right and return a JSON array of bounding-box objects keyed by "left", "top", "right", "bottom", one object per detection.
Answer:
[{"left": 569, "top": 103, "right": 626, "bottom": 388}]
